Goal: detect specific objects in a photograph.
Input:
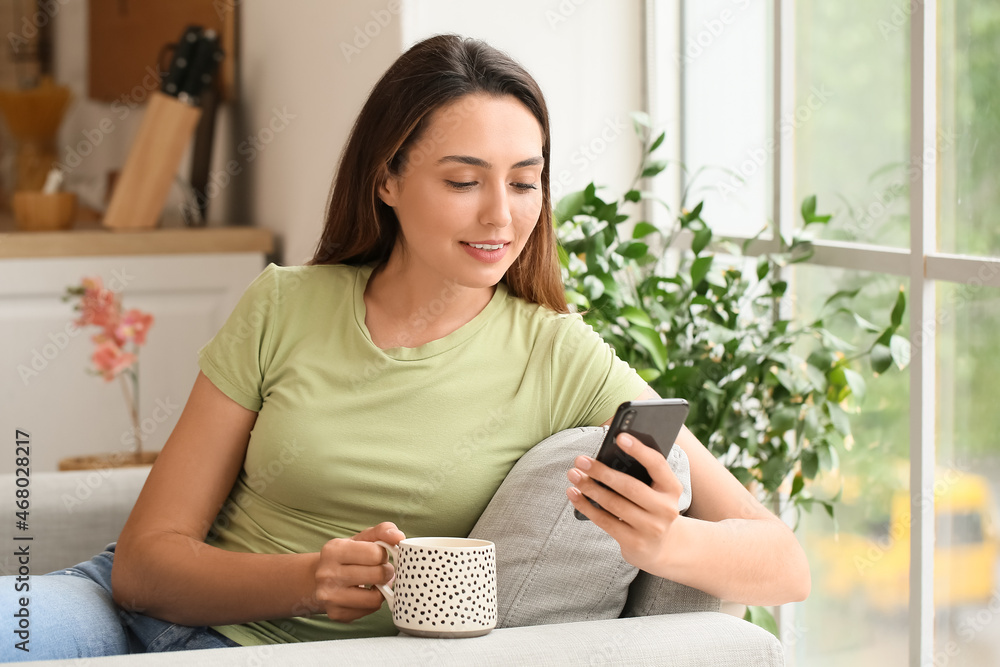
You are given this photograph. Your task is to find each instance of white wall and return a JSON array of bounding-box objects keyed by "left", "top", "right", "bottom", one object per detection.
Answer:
[
  {"left": 233, "top": 1, "right": 404, "bottom": 265},
  {"left": 50, "top": 1, "right": 643, "bottom": 265},
  {"left": 402, "top": 0, "right": 644, "bottom": 207}
]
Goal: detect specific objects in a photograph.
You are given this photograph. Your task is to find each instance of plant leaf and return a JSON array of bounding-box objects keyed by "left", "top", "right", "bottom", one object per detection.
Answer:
[
  {"left": 621, "top": 306, "right": 654, "bottom": 329},
  {"left": 564, "top": 290, "right": 589, "bottom": 308},
  {"left": 871, "top": 343, "right": 893, "bottom": 374},
  {"left": 843, "top": 367, "right": 867, "bottom": 403},
  {"left": 641, "top": 160, "right": 669, "bottom": 179},
  {"left": 619, "top": 241, "right": 650, "bottom": 259},
  {"left": 691, "top": 227, "right": 713, "bottom": 255},
  {"left": 852, "top": 313, "right": 882, "bottom": 333},
  {"left": 649, "top": 130, "right": 666, "bottom": 153},
  {"left": 637, "top": 367, "right": 662, "bottom": 383},
  {"left": 680, "top": 201, "right": 704, "bottom": 224},
  {"left": 624, "top": 325, "right": 669, "bottom": 373},
  {"left": 807, "top": 349, "right": 834, "bottom": 371},
  {"left": 770, "top": 406, "right": 798, "bottom": 434},
  {"left": 744, "top": 606, "right": 779, "bottom": 637},
  {"left": 583, "top": 275, "right": 605, "bottom": 300},
  {"left": 823, "top": 288, "right": 862, "bottom": 307},
  {"left": 632, "top": 221, "right": 659, "bottom": 239},
  {"left": 826, "top": 402, "right": 851, "bottom": 437},
  {"left": 554, "top": 190, "right": 586, "bottom": 224},
  {"left": 791, "top": 473, "right": 805, "bottom": 498},
  {"left": 630, "top": 110, "right": 652, "bottom": 130},
  {"left": 800, "top": 195, "right": 832, "bottom": 224},
  {"left": 691, "top": 255, "right": 713, "bottom": 287},
  {"left": 624, "top": 189, "right": 641, "bottom": 203},
  {"left": 801, "top": 195, "right": 817, "bottom": 222},
  {"left": 801, "top": 449, "right": 819, "bottom": 480},
  {"left": 756, "top": 257, "right": 770, "bottom": 281},
  {"left": 890, "top": 287, "right": 906, "bottom": 328},
  {"left": 890, "top": 334, "right": 911, "bottom": 369}
]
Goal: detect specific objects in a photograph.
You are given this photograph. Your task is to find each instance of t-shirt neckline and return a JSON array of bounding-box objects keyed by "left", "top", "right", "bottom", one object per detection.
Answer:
[{"left": 353, "top": 264, "right": 509, "bottom": 361}]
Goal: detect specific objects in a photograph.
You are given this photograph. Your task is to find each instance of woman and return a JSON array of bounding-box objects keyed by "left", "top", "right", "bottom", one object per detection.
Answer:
[{"left": 4, "top": 34, "right": 808, "bottom": 659}]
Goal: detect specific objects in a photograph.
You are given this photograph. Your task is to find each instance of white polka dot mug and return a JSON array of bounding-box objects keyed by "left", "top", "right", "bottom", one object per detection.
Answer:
[{"left": 374, "top": 537, "right": 497, "bottom": 638}]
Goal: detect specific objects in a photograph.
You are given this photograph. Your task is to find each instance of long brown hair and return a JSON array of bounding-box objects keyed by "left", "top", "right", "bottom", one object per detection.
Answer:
[{"left": 309, "top": 34, "right": 567, "bottom": 313}]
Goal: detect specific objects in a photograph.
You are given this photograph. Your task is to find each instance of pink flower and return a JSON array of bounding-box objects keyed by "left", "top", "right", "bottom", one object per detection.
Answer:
[
  {"left": 91, "top": 340, "right": 137, "bottom": 381},
  {"left": 115, "top": 309, "right": 155, "bottom": 346},
  {"left": 76, "top": 276, "right": 120, "bottom": 332}
]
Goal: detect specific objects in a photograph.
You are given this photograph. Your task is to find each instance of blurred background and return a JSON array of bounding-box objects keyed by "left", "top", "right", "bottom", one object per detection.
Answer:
[{"left": 0, "top": 2, "right": 996, "bottom": 664}]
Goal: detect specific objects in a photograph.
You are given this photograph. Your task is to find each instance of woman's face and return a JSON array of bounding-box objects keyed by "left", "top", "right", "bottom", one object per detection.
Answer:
[{"left": 379, "top": 93, "right": 545, "bottom": 290}]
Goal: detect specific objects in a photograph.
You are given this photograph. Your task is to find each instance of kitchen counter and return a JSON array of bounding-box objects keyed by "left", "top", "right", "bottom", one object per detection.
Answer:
[{"left": 0, "top": 215, "right": 273, "bottom": 259}]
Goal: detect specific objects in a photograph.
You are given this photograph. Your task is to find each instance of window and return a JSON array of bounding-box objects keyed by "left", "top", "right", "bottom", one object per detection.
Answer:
[{"left": 649, "top": 1, "right": 1000, "bottom": 664}]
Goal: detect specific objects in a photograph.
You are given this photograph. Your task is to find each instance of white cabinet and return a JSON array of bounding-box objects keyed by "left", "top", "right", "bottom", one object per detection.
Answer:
[{"left": 0, "top": 252, "right": 267, "bottom": 473}]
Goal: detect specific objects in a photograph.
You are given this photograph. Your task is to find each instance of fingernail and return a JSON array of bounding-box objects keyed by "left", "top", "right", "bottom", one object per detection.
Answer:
[
  {"left": 567, "top": 487, "right": 582, "bottom": 499},
  {"left": 619, "top": 434, "right": 633, "bottom": 449},
  {"left": 568, "top": 468, "right": 583, "bottom": 483},
  {"left": 576, "top": 456, "right": 591, "bottom": 471}
]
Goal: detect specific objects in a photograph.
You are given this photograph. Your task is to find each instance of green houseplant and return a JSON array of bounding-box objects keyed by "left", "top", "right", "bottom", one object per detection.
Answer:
[{"left": 554, "top": 113, "right": 910, "bottom": 629}]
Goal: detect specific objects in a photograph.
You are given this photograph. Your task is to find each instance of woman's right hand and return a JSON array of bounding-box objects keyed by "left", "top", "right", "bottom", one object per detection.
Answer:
[{"left": 313, "top": 522, "right": 405, "bottom": 623}]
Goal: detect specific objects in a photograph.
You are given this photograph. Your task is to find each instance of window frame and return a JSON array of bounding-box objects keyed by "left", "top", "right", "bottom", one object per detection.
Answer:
[{"left": 645, "top": 1, "right": 1000, "bottom": 664}]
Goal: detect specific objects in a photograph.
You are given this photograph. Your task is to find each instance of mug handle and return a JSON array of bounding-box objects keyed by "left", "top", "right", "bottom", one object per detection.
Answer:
[{"left": 373, "top": 540, "right": 399, "bottom": 608}]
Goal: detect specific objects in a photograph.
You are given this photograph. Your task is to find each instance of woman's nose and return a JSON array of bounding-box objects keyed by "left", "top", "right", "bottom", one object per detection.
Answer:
[{"left": 480, "top": 182, "right": 512, "bottom": 228}]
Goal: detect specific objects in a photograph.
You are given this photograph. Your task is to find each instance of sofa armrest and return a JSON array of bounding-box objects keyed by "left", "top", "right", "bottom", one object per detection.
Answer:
[
  {"left": 61, "top": 613, "right": 783, "bottom": 666},
  {"left": 0, "top": 467, "right": 150, "bottom": 576}
]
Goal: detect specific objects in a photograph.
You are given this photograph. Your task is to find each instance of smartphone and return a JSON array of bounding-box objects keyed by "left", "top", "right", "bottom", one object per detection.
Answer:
[{"left": 574, "top": 398, "right": 689, "bottom": 521}]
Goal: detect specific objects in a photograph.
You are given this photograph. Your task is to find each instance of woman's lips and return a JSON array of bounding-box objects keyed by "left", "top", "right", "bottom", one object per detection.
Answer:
[{"left": 460, "top": 241, "right": 510, "bottom": 263}]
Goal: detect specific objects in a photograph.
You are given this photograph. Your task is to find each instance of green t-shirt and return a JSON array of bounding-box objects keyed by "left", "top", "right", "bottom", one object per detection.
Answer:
[{"left": 196, "top": 263, "right": 646, "bottom": 645}]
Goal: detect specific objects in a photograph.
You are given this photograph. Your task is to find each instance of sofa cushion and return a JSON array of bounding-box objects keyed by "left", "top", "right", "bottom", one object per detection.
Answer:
[
  {"left": 468, "top": 426, "right": 695, "bottom": 628},
  {"left": 0, "top": 467, "right": 150, "bottom": 576},
  {"left": 622, "top": 571, "right": 722, "bottom": 616}
]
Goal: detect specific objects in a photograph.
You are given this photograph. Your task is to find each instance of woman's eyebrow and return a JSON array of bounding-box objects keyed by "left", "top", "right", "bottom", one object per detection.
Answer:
[{"left": 436, "top": 155, "right": 544, "bottom": 169}]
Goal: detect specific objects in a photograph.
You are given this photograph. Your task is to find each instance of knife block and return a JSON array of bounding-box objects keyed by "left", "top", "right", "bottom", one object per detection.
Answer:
[{"left": 103, "top": 91, "right": 202, "bottom": 230}]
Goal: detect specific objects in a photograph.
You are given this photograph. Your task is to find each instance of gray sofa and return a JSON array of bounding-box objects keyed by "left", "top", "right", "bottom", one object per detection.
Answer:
[{"left": 2, "top": 428, "right": 783, "bottom": 666}]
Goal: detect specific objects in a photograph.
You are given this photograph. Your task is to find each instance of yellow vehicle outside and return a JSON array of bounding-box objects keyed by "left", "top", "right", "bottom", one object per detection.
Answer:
[{"left": 813, "top": 468, "right": 999, "bottom": 612}]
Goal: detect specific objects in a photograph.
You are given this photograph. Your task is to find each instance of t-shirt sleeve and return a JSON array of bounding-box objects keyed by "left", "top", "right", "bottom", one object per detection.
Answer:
[
  {"left": 549, "top": 314, "right": 649, "bottom": 430},
  {"left": 197, "top": 264, "right": 280, "bottom": 411}
]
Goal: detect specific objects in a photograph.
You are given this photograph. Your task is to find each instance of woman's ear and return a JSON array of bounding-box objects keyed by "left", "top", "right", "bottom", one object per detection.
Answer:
[{"left": 378, "top": 170, "right": 400, "bottom": 207}]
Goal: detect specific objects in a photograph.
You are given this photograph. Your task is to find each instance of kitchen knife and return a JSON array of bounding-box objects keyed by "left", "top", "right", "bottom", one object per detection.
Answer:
[
  {"left": 177, "top": 29, "right": 224, "bottom": 106},
  {"left": 161, "top": 25, "right": 203, "bottom": 97}
]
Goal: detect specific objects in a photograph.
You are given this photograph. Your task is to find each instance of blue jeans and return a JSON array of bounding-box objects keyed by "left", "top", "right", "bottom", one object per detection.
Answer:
[{"left": 0, "top": 542, "right": 241, "bottom": 661}]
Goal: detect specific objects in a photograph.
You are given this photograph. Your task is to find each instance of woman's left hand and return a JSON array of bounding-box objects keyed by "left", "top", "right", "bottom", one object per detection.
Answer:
[{"left": 566, "top": 433, "right": 683, "bottom": 573}]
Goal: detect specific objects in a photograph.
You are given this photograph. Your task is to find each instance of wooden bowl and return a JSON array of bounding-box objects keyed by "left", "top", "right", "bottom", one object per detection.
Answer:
[{"left": 12, "top": 191, "right": 77, "bottom": 231}]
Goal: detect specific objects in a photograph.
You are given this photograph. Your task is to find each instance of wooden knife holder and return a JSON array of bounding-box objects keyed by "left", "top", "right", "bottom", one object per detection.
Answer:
[{"left": 103, "top": 91, "right": 202, "bottom": 230}]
